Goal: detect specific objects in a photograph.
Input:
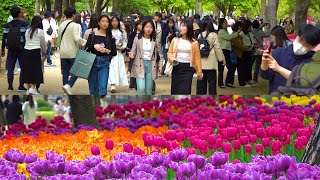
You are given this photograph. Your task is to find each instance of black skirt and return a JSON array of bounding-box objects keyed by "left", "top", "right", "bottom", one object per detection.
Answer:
[
  {"left": 171, "top": 63, "right": 195, "bottom": 95},
  {"left": 21, "top": 49, "right": 44, "bottom": 84}
]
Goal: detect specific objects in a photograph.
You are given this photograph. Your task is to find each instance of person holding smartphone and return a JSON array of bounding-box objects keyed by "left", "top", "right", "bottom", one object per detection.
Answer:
[{"left": 260, "top": 24, "right": 320, "bottom": 94}]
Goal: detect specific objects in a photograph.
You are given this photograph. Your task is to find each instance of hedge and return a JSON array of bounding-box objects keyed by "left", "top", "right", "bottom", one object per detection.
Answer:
[{"left": 0, "top": 0, "right": 35, "bottom": 39}]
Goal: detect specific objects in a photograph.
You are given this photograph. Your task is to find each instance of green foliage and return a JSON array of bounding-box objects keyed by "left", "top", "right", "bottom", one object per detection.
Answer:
[
  {"left": 118, "top": 0, "right": 151, "bottom": 16},
  {"left": 36, "top": 111, "right": 55, "bottom": 121},
  {"left": 0, "top": 0, "right": 35, "bottom": 38},
  {"left": 37, "top": 98, "right": 51, "bottom": 110},
  {"left": 38, "top": 106, "right": 52, "bottom": 111}
]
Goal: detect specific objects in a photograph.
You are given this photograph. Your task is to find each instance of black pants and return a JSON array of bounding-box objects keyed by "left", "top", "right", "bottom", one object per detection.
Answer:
[
  {"left": 171, "top": 63, "right": 195, "bottom": 95},
  {"left": 237, "top": 57, "right": 247, "bottom": 86},
  {"left": 196, "top": 69, "right": 217, "bottom": 95},
  {"left": 128, "top": 59, "right": 137, "bottom": 89},
  {"left": 224, "top": 49, "right": 237, "bottom": 85},
  {"left": 7, "top": 50, "right": 24, "bottom": 88},
  {"left": 243, "top": 51, "right": 253, "bottom": 82},
  {"left": 253, "top": 55, "right": 262, "bottom": 82},
  {"left": 218, "top": 61, "right": 225, "bottom": 86}
]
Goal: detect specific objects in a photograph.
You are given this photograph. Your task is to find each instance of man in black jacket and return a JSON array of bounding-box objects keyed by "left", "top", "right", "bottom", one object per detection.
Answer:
[{"left": 6, "top": 95, "right": 22, "bottom": 125}]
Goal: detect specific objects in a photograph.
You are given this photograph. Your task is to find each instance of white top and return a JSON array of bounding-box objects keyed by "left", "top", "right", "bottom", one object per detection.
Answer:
[
  {"left": 22, "top": 101, "right": 38, "bottom": 126},
  {"left": 112, "top": 29, "right": 122, "bottom": 44},
  {"left": 50, "top": 18, "right": 59, "bottom": 38},
  {"left": 63, "top": 106, "right": 72, "bottom": 123},
  {"left": 54, "top": 104, "right": 65, "bottom": 117},
  {"left": 24, "top": 29, "right": 47, "bottom": 53},
  {"left": 7, "top": 16, "right": 13, "bottom": 23},
  {"left": 58, "top": 20, "right": 87, "bottom": 59},
  {"left": 42, "top": 19, "right": 52, "bottom": 42},
  {"left": 176, "top": 39, "right": 192, "bottom": 63},
  {"left": 142, "top": 37, "right": 152, "bottom": 60}
]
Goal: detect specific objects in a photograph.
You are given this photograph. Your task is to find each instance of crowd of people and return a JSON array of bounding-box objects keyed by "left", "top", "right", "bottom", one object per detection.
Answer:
[{"left": 1, "top": 5, "right": 320, "bottom": 95}]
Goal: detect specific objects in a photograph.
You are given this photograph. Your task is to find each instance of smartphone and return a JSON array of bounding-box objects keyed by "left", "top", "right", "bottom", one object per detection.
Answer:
[{"left": 263, "top": 42, "right": 273, "bottom": 59}]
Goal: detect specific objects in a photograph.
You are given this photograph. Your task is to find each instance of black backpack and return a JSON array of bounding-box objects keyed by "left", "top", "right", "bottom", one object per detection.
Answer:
[
  {"left": 272, "top": 63, "right": 320, "bottom": 96},
  {"left": 7, "top": 21, "right": 23, "bottom": 51},
  {"left": 46, "top": 25, "right": 53, "bottom": 36},
  {"left": 198, "top": 32, "right": 211, "bottom": 58}
]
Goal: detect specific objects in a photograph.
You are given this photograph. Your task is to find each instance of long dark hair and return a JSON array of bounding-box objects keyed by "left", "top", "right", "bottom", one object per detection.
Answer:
[
  {"left": 218, "top": 18, "right": 226, "bottom": 31},
  {"left": 242, "top": 20, "right": 252, "bottom": 34},
  {"left": 26, "top": 95, "right": 35, "bottom": 109},
  {"left": 166, "top": 18, "right": 175, "bottom": 30},
  {"left": 271, "top": 26, "right": 289, "bottom": 48},
  {"left": 111, "top": 16, "right": 123, "bottom": 33},
  {"left": 98, "top": 15, "right": 112, "bottom": 37},
  {"left": 134, "top": 20, "right": 142, "bottom": 32},
  {"left": 29, "top": 16, "right": 43, "bottom": 39},
  {"left": 179, "top": 20, "right": 194, "bottom": 42},
  {"left": 74, "top": 13, "right": 82, "bottom": 25},
  {"left": 202, "top": 17, "right": 216, "bottom": 33},
  {"left": 88, "top": 13, "right": 99, "bottom": 29},
  {"left": 138, "top": 20, "right": 156, "bottom": 42}
]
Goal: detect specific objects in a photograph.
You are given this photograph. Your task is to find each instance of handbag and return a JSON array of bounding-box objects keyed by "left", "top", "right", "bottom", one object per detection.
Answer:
[
  {"left": 164, "top": 38, "right": 179, "bottom": 76},
  {"left": 69, "top": 32, "right": 96, "bottom": 79}
]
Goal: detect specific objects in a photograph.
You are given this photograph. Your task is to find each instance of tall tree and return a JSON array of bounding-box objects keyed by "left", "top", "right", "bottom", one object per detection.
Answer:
[
  {"left": 261, "top": 0, "right": 266, "bottom": 20},
  {"left": 35, "top": 0, "right": 41, "bottom": 15},
  {"left": 54, "top": 0, "right": 63, "bottom": 18},
  {"left": 266, "top": 0, "right": 279, "bottom": 29},
  {"left": 69, "top": 96, "right": 100, "bottom": 127},
  {"left": 69, "top": 0, "right": 76, "bottom": 8},
  {"left": 88, "top": 0, "right": 95, "bottom": 13},
  {"left": 294, "top": 0, "right": 311, "bottom": 33},
  {"left": 96, "top": 0, "right": 111, "bottom": 15},
  {"left": 46, "top": 0, "right": 52, "bottom": 12},
  {"left": 112, "top": 0, "right": 119, "bottom": 12},
  {"left": 63, "top": 0, "right": 69, "bottom": 10}
]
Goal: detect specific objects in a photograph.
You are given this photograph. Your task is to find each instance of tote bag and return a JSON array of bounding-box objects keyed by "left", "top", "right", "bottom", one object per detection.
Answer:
[
  {"left": 70, "top": 33, "right": 96, "bottom": 79},
  {"left": 164, "top": 38, "right": 179, "bottom": 76}
]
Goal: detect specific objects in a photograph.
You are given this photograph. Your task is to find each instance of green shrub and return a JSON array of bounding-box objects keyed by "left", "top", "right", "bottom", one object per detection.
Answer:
[
  {"left": 36, "top": 111, "right": 55, "bottom": 121},
  {"left": 0, "top": 0, "right": 35, "bottom": 38},
  {"left": 38, "top": 106, "right": 52, "bottom": 111},
  {"left": 37, "top": 98, "right": 51, "bottom": 109}
]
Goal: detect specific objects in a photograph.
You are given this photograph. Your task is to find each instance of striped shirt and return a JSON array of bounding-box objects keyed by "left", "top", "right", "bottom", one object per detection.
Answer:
[{"left": 1, "top": 19, "right": 30, "bottom": 52}]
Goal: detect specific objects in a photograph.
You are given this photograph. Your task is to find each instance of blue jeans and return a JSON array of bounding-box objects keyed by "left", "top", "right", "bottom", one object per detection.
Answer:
[
  {"left": 136, "top": 60, "right": 153, "bottom": 95},
  {"left": 61, "top": 58, "right": 78, "bottom": 87},
  {"left": 6, "top": 50, "right": 23, "bottom": 88},
  {"left": 162, "top": 47, "right": 168, "bottom": 74},
  {"left": 88, "top": 56, "right": 110, "bottom": 95},
  {"left": 46, "top": 41, "right": 52, "bottom": 64}
]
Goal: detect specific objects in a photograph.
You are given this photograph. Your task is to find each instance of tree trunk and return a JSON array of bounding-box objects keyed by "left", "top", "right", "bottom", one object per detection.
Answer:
[
  {"left": 96, "top": 0, "right": 104, "bottom": 15},
  {"left": 294, "top": 0, "right": 311, "bottom": 33},
  {"left": 301, "top": 117, "right": 320, "bottom": 165},
  {"left": 267, "top": 0, "right": 279, "bottom": 29},
  {"left": 45, "top": 0, "right": 52, "bottom": 12},
  {"left": 198, "top": 0, "right": 203, "bottom": 16},
  {"left": 0, "top": 100, "right": 6, "bottom": 126},
  {"left": 35, "top": 0, "right": 41, "bottom": 15},
  {"left": 54, "top": 0, "right": 63, "bottom": 19},
  {"left": 112, "top": 0, "right": 119, "bottom": 12},
  {"left": 89, "top": 0, "right": 94, "bottom": 13},
  {"left": 69, "top": 0, "right": 76, "bottom": 8},
  {"left": 69, "top": 96, "right": 100, "bottom": 128},
  {"left": 63, "top": 0, "right": 69, "bottom": 10},
  {"left": 261, "top": 0, "right": 267, "bottom": 21}
]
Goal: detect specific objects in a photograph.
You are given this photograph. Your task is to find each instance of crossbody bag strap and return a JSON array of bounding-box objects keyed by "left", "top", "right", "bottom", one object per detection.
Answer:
[
  {"left": 174, "top": 38, "right": 180, "bottom": 58},
  {"left": 61, "top": 21, "right": 73, "bottom": 40}
]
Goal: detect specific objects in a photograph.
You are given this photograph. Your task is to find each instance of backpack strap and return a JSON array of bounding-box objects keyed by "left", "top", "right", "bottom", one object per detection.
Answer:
[
  {"left": 61, "top": 21, "right": 73, "bottom": 40},
  {"left": 311, "top": 75, "right": 320, "bottom": 89},
  {"left": 286, "top": 64, "right": 304, "bottom": 86}
]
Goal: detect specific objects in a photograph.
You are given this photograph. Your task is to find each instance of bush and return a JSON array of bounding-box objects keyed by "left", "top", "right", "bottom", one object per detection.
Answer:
[
  {"left": 0, "top": 0, "right": 35, "bottom": 38},
  {"left": 38, "top": 106, "right": 52, "bottom": 112},
  {"left": 37, "top": 98, "right": 51, "bottom": 110}
]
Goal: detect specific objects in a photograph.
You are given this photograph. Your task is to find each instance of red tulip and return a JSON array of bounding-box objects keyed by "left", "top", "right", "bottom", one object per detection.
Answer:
[
  {"left": 249, "top": 135, "right": 257, "bottom": 144},
  {"left": 221, "top": 142, "right": 232, "bottom": 153},
  {"left": 105, "top": 139, "right": 114, "bottom": 151},
  {"left": 273, "top": 126, "right": 282, "bottom": 138},
  {"left": 256, "top": 128, "right": 266, "bottom": 138},
  {"left": 262, "top": 138, "right": 270, "bottom": 148},
  {"left": 271, "top": 140, "right": 282, "bottom": 152},
  {"left": 256, "top": 144, "right": 263, "bottom": 154},
  {"left": 123, "top": 143, "right": 133, "bottom": 153},
  {"left": 233, "top": 140, "right": 241, "bottom": 150},
  {"left": 227, "top": 127, "right": 237, "bottom": 139},
  {"left": 239, "top": 136, "right": 249, "bottom": 145},
  {"left": 245, "top": 144, "right": 252, "bottom": 154},
  {"left": 91, "top": 145, "right": 100, "bottom": 155}
]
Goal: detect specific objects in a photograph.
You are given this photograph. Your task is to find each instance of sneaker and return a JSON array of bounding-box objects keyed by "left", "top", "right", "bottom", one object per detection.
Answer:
[
  {"left": 219, "top": 85, "right": 226, "bottom": 89},
  {"left": 226, "top": 84, "right": 236, "bottom": 88},
  {"left": 110, "top": 86, "right": 116, "bottom": 93},
  {"left": 247, "top": 81, "right": 257, "bottom": 87},
  {"left": 45, "top": 64, "right": 56, "bottom": 67},
  {"left": 28, "top": 88, "right": 40, "bottom": 95},
  {"left": 193, "top": 74, "right": 197, "bottom": 78},
  {"left": 18, "top": 87, "right": 27, "bottom": 92},
  {"left": 14, "top": 71, "right": 18, "bottom": 75},
  {"left": 8, "top": 86, "right": 13, "bottom": 92},
  {"left": 62, "top": 84, "right": 73, "bottom": 95},
  {"left": 4, "top": 70, "right": 8, "bottom": 75},
  {"left": 17, "top": 68, "right": 21, "bottom": 72},
  {"left": 240, "top": 84, "right": 252, "bottom": 88}
]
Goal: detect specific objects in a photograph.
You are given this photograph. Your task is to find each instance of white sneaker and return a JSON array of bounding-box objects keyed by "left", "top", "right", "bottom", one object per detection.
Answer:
[
  {"left": 17, "top": 68, "right": 21, "bottom": 72},
  {"left": 62, "top": 84, "right": 73, "bottom": 95},
  {"left": 28, "top": 88, "right": 39, "bottom": 95},
  {"left": 4, "top": 70, "right": 8, "bottom": 75},
  {"left": 110, "top": 86, "right": 116, "bottom": 93},
  {"left": 193, "top": 74, "right": 197, "bottom": 78}
]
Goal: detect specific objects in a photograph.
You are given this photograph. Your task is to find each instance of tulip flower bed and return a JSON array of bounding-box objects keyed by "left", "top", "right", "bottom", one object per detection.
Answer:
[{"left": 0, "top": 95, "right": 320, "bottom": 179}]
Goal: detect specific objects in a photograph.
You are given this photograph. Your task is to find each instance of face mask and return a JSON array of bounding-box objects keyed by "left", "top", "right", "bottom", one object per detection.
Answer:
[{"left": 293, "top": 39, "right": 309, "bottom": 55}]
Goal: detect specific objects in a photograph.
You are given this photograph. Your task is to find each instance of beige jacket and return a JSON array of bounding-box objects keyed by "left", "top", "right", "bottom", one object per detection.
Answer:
[
  {"left": 130, "top": 37, "right": 163, "bottom": 80},
  {"left": 200, "top": 32, "right": 225, "bottom": 70}
]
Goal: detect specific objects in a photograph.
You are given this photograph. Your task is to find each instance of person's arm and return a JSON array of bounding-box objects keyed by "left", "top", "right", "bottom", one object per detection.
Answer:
[
  {"left": 167, "top": 37, "right": 176, "bottom": 64},
  {"left": 39, "top": 30, "right": 47, "bottom": 55},
  {"left": 157, "top": 41, "right": 163, "bottom": 69},
  {"left": 161, "top": 29, "right": 167, "bottom": 45},
  {"left": 211, "top": 33, "right": 226, "bottom": 62},
  {"left": 218, "top": 30, "right": 238, "bottom": 41},
  {"left": 22, "top": 103, "right": 27, "bottom": 115},
  {"left": 260, "top": 50, "right": 278, "bottom": 80},
  {"left": 265, "top": 53, "right": 291, "bottom": 79},
  {"left": 193, "top": 41, "right": 202, "bottom": 78},
  {"left": 129, "top": 37, "right": 138, "bottom": 57},
  {"left": 1, "top": 24, "right": 9, "bottom": 55},
  {"left": 73, "top": 24, "right": 87, "bottom": 46},
  {"left": 127, "top": 32, "right": 135, "bottom": 49}
]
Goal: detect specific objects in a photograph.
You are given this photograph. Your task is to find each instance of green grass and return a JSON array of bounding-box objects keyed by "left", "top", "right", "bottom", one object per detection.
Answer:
[{"left": 36, "top": 111, "right": 55, "bottom": 121}]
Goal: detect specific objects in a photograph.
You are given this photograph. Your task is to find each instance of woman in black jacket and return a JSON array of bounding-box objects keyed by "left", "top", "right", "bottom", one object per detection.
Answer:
[
  {"left": 127, "top": 20, "right": 142, "bottom": 89},
  {"left": 161, "top": 18, "right": 177, "bottom": 76}
]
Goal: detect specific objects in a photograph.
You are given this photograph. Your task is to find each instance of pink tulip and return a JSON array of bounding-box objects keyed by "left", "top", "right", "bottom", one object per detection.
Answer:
[
  {"left": 271, "top": 140, "right": 282, "bottom": 152},
  {"left": 221, "top": 142, "right": 232, "bottom": 153},
  {"left": 256, "top": 144, "right": 263, "bottom": 154},
  {"left": 186, "top": 148, "right": 196, "bottom": 156},
  {"left": 249, "top": 135, "right": 257, "bottom": 144},
  {"left": 218, "top": 119, "right": 227, "bottom": 128},
  {"left": 239, "top": 136, "right": 249, "bottom": 145},
  {"left": 256, "top": 128, "right": 266, "bottom": 138},
  {"left": 294, "top": 136, "right": 308, "bottom": 150},
  {"left": 315, "top": 104, "right": 320, "bottom": 112},
  {"left": 176, "top": 132, "right": 185, "bottom": 142},
  {"left": 164, "top": 130, "right": 176, "bottom": 141},
  {"left": 105, "top": 139, "right": 114, "bottom": 151},
  {"left": 133, "top": 147, "right": 145, "bottom": 156},
  {"left": 265, "top": 126, "right": 274, "bottom": 137},
  {"left": 207, "top": 134, "right": 217, "bottom": 144},
  {"left": 233, "top": 140, "right": 241, "bottom": 150},
  {"left": 245, "top": 144, "right": 252, "bottom": 154},
  {"left": 123, "top": 143, "right": 133, "bottom": 153},
  {"left": 262, "top": 138, "right": 270, "bottom": 148},
  {"left": 91, "top": 145, "right": 100, "bottom": 155}
]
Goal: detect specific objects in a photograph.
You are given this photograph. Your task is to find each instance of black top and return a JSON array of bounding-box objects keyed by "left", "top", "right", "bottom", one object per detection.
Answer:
[
  {"left": 161, "top": 27, "right": 176, "bottom": 46},
  {"left": 1, "top": 19, "right": 30, "bottom": 52},
  {"left": 127, "top": 31, "right": 137, "bottom": 49},
  {"left": 6, "top": 102, "right": 22, "bottom": 125},
  {"left": 85, "top": 33, "right": 117, "bottom": 58}
]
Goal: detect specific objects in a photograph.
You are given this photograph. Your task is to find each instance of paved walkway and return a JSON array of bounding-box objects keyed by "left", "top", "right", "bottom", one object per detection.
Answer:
[{"left": 0, "top": 56, "right": 269, "bottom": 95}]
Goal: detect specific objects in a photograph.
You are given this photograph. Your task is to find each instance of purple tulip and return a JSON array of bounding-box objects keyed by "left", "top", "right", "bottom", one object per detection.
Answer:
[
  {"left": 65, "top": 161, "right": 88, "bottom": 175},
  {"left": 132, "top": 164, "right": 154, "bottom": 174},
  {"left": 148, "top": 153, "right": 165, "bottom": 167},
  {"left": 27, "top": 159, "right": 49, "bottom": 176},
  {"left": 48, "top": 162, "right": 65, "bottom": 174},
  {"left": 169, "top": 149, "right": 188, "bottom": 162},
  {"left": 84, "top": 155, "right": 102, "bottom": 168},
  {"left": 153, "top": 167, "right": 167, "bottom": 180},
  {"left": 187, "top": 154, "right": 206, "bottom": 169},
  {"left": 45, "top": 150, "right": 65, "bottom": 163},
  {"left": 209, "top": 152, "right": 229, "bottom": 167},
  {"left": 178, "top": 162, "right": 196, "bottom": 178},
  {"left": 115, "top": 160, "right": 135, "bottom": 175},
  {"left": 25, "top": 154, "right": 37, "bottom": 163},
  {"left": 3, "top": 149, "right": 26, "bottom": 163}
]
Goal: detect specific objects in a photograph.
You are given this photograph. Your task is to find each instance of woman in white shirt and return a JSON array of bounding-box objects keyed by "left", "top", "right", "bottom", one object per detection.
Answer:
[
  {"left": 129, "top": 20, "right": 163, "bottom": 95},
  {"left": 22, "top": 95, "right": 38, "bottom": 126},
  {"left": 22, "top": 16, "right": 47, "bottom": 95},
  {"left": 109, "top": 16, "right": 128, "bottom": 93}
]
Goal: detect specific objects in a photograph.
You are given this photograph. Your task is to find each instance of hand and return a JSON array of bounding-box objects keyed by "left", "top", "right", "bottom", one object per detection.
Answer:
[
  {"left": 197, "top": 73, "right": 203, "bottom": 80},
  {"left": 1, "top": 51, "right": 5, "bottom": 57},
  {"left": 128, "top": 52, "right": 134, "bottom": 59},
  {"left": 103, "top": 48, "right": 111, "bottom": 54},
  {"left": 223, "top": 60, "right": 227, "bottom": 66},
  {"left": 94, "top": 44, "right": 101, "bottom": 51},
  {"left": 158, "top": 67, "right": 162, "bottom": 74},
  {"left": 261, "top": 50, "right": 270, "bottom": 64},
  {"left": 267, "top": 55, "right": 281, "bottom": 72}
]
